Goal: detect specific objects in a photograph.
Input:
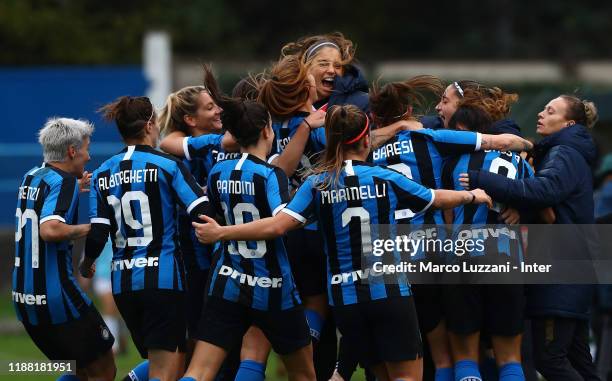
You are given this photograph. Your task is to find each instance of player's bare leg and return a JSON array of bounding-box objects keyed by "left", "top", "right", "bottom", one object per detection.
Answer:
[
  {"left": 182, "top": 340, "right": 228, "bottom": 381},
  {"left": 427, "top": 320, "right": 454, "bottom": 369},
  {"left": 448, "top": 331, "right": 480, "bottom": 362},
  {"left": 385, "top": 358, "right": 423, "bottom": 381},
  {"left": 491, "top": 334, "right": 522, "bottom": 366},
  {"left": 149, "top": 348, "right": 185, "bottom": 381},
  {"left": 84, "top": 349, "right": 116, "bottom": 381},
  {"left": 279, "top": 343, "right": 316, "bottom": 381}
]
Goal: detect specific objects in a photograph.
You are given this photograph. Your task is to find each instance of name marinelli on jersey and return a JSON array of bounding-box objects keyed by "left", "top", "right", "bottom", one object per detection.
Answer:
[
  {"left": 372, "top": 139, "right": 414, "bottom": 161},
  {"left": 216, "top": 180, "right": 255, "bottom": 196},
  {"left": 17, "top": 185, "right": 40, "bottom": 201},
  {"left": 321, "top": 183, "right": 387, "bottom": 204},
  {"left": 98, "top": 169, "right": 158, "bottom": 191},
  {"left": 218, "top": 265, "right": 283, "bottom": 288}
]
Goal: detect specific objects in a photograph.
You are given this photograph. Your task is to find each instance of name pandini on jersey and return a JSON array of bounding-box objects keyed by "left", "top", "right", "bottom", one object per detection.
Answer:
[
  {"left": 98, "top": 169, "right": 158, "bottom": 191},
  {"left": 216, "top": 180, "right": 255, "bottom": 196},
  {"left": 372, "top": 139, "right": 414, "bottom": 161},
  {"left": 321, "top": 183, "right": 387, "bottom": 204}
]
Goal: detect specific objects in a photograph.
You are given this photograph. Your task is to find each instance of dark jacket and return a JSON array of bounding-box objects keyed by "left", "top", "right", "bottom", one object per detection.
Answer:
[
  {"left": 488, "top": 118, "right": 523, "bottom": 137},
  {"left": 470, "top": 124, "right": 597, "bottom": 319},
  {"left": 327, "top": 64, "right": 370, "bottom": 113},
  {"left": 421, "top": 115, "right": 444, "bottom": 130}
]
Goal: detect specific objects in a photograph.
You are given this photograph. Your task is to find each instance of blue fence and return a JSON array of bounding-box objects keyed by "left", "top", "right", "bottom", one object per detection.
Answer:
[{"left": 0, "top": 67, "right": 148, "bottom": 227}]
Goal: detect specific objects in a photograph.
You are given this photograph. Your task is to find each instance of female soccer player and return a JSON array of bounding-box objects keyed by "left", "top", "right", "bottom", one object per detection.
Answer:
[
  {"left": 80, "top": 96, "right": 210, "bottom": 381},
  {"left": 193, "top": 104, "right": 496, "bottom": 381},
  {"left": 442, "top": 103, "right": 534, "bottom": 381},
  {"left": 281, "top": 32, "right": 368, "bottom": 113},
  {"left": 14, "top": 118, "right": 116, "bottom": 381},
  {"left": 461, "top": 95, "right": 600, "bottom": 381},
  {"left": 368, "top": 77, "right": 533, "bottom": 381},
  {"left": 180, "top": 96, "right": 315, "bottom": 381}
]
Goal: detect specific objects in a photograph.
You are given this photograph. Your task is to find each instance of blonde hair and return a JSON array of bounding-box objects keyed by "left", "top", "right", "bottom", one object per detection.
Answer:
[
  {"left": 158, "top": 86, "right": 207, "bottom": 136},
  {"left": 560, "top": 95, "right": 599, "bottom": 129}
]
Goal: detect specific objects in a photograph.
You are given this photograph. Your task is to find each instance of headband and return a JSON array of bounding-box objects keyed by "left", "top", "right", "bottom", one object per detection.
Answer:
[
  {"left": 453, "top": 81, "right": 465, "bottom": 97},
  {"left": 344, "top": 116, "right": 370, "bottom": 145},
  {"left": 305, "top": 41, "right": 341, "bottom": 61}
]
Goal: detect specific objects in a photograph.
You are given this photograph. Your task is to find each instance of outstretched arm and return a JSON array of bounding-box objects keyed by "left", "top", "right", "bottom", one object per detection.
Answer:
[
  {"left": 480, "top": 134, "right": 533, "bottom": 152},
  {"left": 193, "top": 212, "right": 302, "bottom": 244},
  {"left": 371, "top": 120, "right": 423, "bottom": 148},
  {"left": 433, "top": 188, "right": 493, "bottom": 210},
  {"left": 159, "top": 131, "right": 187, "bottom": 156}
]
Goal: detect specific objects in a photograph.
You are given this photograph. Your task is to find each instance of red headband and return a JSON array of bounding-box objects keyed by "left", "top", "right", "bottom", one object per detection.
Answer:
[{"left": 344, "top": 116, "right": 370, "bottom": 145}]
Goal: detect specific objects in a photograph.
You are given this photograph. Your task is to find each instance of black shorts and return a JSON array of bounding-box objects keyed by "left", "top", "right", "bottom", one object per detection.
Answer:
[
  {"left": 445, "top": 284, "right": 525, "bottom": 336},
  {"left": 286, "top": 228, "right": 327, "bottom": 297},
  {"left": 197, "top": 296, "right": 311, "bottom": 355},
  {"left": 333, "top": 297, "right": 423, "bottom": 368},
  {"left": 412, "top": 284, "right": 445, "bottom": 334},
  {"left": 114, "top": 289, "right": 187, "bottom": 358},
  {"left": 185, "top": 267, "right": 210, "bottom": 339},
  {"left": 22, "top": 304, "right": 114, "bottom": 368}
]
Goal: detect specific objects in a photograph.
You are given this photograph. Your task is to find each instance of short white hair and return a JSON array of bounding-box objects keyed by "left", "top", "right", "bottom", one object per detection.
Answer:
[{"left": 38, "top": 117, "right": 94, "bottom": 162}]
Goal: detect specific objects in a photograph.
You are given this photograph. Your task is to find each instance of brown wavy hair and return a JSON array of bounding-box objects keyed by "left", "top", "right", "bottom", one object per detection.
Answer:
[
  {"left": 370, "top": 75, "right": 444, "bottom": 127},
  {"left": 280, "top": 32, "right": 355, "bottom": 66},
  {"left": 257, "top": 55, "right": 312, "bottom": 120}
]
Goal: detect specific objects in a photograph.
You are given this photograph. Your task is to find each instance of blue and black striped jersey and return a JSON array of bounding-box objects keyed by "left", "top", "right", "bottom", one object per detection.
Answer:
[
  {"left": 443, "top": 150, "right": 534, "bottom": 259},
  {"left": 268, "top": 113, "right": 326, "bottom": 187},
  {"left": 283, "top": 160, "right": 435, "bottom": 306},
  {"left": 13, "top": 164, "right": 91, "bottom": 325},
  {"left": 370, "top": 129, "right": 481, "bottom": 224},
  {"left": 180, "top": 134, "right": 240, "bottom": 270},
  {"left": 89, "top": 145, "right": 208, "bottom": 294},
  {"left": 206, "top": 153, "right": 301, "bottom": 310}
]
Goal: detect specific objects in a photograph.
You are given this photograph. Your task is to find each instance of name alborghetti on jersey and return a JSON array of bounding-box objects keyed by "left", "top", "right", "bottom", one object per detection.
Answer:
[
  {"left": 13, "top": 164, "right": 91, "bottom": 325},
  {"left": 89, "top": 145, "right": 207, "bottom": 294}
]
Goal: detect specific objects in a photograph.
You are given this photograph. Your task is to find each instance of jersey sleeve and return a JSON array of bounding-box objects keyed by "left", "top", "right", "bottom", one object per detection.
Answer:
[
  {"left": 266, "top": 167, "right": 291, "bottom": 216},
  {"left": 172, "top": 161, "right": 208, "bottom": 217},
  {"left": 184, "top": 134, "right": 224, "bottom": 161},
  {"left": 389, "top": 171, "right": 435, "bottom": 217},
  {"left": 40, "top": 176, "right": 78, "bottom": 224},
  {"left": 418, "top": 129, "right": 481, "bottom": 157},
  {"left": 310, "top": 127, "right": 327, "bottom": 152},
  {"left": 282, "top": 177, "right": 317, "bottom": 223},
  {"left": 89, "top": 172, "right": 111, "bottom": 225}
]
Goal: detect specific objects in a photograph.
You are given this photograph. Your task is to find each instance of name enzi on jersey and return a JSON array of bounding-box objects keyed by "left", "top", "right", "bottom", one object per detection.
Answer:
[
  {"left": 18, "top": 186, "right": 40, "bottom": 201},
  {"left": 98, "top": 168, "right": 158, "bottom": 191}
]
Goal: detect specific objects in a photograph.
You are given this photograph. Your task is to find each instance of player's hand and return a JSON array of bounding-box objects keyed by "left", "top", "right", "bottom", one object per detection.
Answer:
[
  {"left": 193, "top": 214, "right": 222, "bottom": 244},
  {"left": 540, "top": 207, "right": 556, "bottom": 224},
  {"left": 79, "top": 260, "right": 96, "bottom": 278},
  {"left": 459, "top": 172, "right": 471, "bottom": 189},
  {"left": 397, "top": 119, "right": 423, "bottom": 131},
  {"left": 305, "top": 109, "right": 326, "bottom": 129},
  {"left": 500, "top": 207, "right": 521, "bottom": 225},
  {"left": 470, "top": 189, "right": 493, "bottom": 209},
  {"left": 78, "top": 171, "right": 92, "bottom": 193}
]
